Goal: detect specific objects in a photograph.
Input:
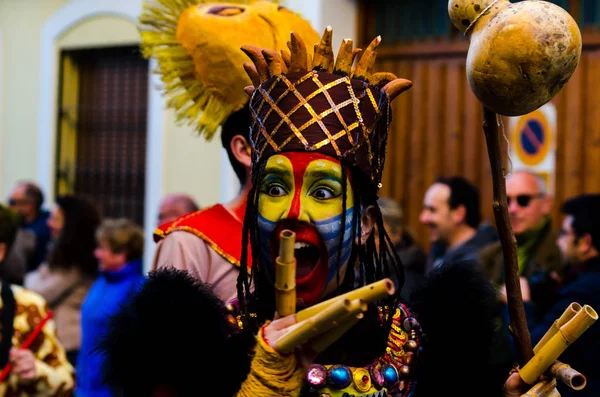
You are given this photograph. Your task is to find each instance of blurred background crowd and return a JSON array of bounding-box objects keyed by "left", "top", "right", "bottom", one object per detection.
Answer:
[{"left": 1, "top": 0, "right": 600, "bottom": 396}]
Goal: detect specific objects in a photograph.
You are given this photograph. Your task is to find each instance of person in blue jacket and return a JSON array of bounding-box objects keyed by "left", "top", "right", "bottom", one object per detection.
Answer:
[{"left": 76, "top": 218, "right": 145, "bottom": 397}]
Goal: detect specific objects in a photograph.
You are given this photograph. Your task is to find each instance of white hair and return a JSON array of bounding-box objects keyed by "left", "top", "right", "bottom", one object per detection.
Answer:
[{"left": 509, "top": 169, "right": 548, "bottom": 195}]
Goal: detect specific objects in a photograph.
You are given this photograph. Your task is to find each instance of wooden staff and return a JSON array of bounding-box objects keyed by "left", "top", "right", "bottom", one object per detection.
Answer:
[{"left": 482, "top": 107, "right": 534, "bottom": 366}]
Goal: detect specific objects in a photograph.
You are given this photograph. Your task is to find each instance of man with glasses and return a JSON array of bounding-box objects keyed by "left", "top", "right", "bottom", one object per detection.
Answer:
[
  {"left": 481, "top": 170, "right": 563, "bottom": 319},
  {"left": 504, "top": 194, "right": 600, "bottom": 396}
]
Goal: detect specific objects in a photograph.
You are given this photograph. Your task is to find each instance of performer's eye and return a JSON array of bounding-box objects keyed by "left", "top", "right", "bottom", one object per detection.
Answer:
[
  {"left": 265, "top": 184, "right": 287, "bottom": 197},
  {"left": 311, "top": 187, "right": 336, "bottom": 200}
]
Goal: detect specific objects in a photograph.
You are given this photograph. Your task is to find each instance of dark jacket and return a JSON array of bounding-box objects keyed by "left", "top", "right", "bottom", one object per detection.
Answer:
[
  {"left": 426, "top": 224, "right": 499, "bottom": 273},
  {"left": 23, "top": 210, "right": 51, "bottom": 272},
  {"left": 480, "top": 221, "right": 563, "bottom": 285},
  {"left": 394, "top": 234, "right": 427, "bottom": 303},
  {"left": 480, "top": 221, "right": 564, "bottom": 320}
]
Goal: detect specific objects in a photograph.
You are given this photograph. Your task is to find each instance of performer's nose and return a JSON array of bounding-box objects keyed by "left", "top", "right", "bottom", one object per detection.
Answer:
[{"left": 285, "top": 194, "right": 310, "bottom": 223}]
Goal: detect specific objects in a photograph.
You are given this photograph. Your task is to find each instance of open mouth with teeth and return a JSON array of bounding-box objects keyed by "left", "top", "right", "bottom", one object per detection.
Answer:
[
  {"left": 272, "top": 222, "right": 329, "bottom": 305},
  {"left": 294, "top": 241, "right": 320, "bottom": 278}
]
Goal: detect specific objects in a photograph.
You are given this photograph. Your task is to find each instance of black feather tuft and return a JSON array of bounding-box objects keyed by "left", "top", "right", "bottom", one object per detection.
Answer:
[
  {"left": 100, "top": 267, "right": 252, "bottom": 397},
  {"left": 411, "top": 261, "right": 512, "bottom": 397}
]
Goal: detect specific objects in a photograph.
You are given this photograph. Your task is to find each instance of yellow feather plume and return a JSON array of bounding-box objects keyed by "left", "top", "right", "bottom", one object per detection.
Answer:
[{"left": 139, "top": 0, "right": 319, "bottom": 140}]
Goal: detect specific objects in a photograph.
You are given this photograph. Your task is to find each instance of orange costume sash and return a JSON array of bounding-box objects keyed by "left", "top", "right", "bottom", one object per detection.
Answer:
[{"left": 154, "top": 204, "right": 251, "bottom": 268}]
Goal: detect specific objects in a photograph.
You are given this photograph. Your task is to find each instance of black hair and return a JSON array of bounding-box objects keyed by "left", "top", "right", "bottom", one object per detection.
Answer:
[
  {"left": 221, "top": 104, "right": 251, "bottom": 186},
  {"left": 0, "top": 205, "right": 21, "bottom": 253},
  {"left": 562, "top": 194, "right": 600, "bottom": 252},
  {"left": 236, "top": 158, "right": 405, "bottom": 335},
  {"left": 435, "top": 176, "right": 481, "bottom": 228},
  {"left": 47, "top": 195, "right": 101, "bottom": 276}
]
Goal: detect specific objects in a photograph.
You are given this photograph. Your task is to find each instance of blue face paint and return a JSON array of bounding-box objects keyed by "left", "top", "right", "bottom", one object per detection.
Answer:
[
  {"left": 257, "top": 207, "right": 355, "bottom": 288},
  {"left": 314, "top": 207, "right": 354, "bottom": 284}
]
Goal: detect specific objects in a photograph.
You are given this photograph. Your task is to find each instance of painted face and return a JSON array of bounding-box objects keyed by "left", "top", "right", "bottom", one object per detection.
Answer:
[{"left": 258, "top": 152, "right": 354, "bottom": 306}]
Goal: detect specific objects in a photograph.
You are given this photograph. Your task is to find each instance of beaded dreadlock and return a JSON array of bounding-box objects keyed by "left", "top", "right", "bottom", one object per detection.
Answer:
[{"left": 235, "top": 27, "right": 413, "bottom": 333}]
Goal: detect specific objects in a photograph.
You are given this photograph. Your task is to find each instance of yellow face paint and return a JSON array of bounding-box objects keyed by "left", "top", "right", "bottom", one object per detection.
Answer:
[
  {"left": 257, "top": 152, "right": 355, "bottom": 305},
  {"left": 258, "top": 153, "right": 353, "bottom": 223}
]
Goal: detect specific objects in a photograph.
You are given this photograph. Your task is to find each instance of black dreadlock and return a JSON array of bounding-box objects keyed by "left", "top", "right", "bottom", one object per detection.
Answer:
[{"left": 236, "top": 158, "right": 405, "bottom": 335}]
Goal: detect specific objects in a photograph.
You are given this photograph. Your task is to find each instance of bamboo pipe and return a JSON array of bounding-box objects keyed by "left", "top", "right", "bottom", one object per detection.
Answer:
[
  {"left": 296, "top": 278, "right": 395, "bottom": 323},
  {"left": 519, "top": 305, "right": 598, "bottom": 385},
  {"left": 520, "top": 379, "right": 559, "bottom": 397},
  {"left": 534, "top": 302, "right": 582, "bottom": 354},
  {"left": 275, "top": 229, "right": 296, "bottom": 317},
  {"left": 309, "top": 311, "right": 364, "bottom": 353},
  {"left": 548, "top": 361, "right": 586, "bottom": 391},
  {"left": 273, "top": 298, "right": 367, "bottom": 354}
]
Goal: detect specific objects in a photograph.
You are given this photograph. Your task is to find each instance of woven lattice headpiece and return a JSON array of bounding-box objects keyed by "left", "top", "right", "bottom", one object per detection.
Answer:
[{"left": 242, "top": 27, "right": 412, "bottom": 187}]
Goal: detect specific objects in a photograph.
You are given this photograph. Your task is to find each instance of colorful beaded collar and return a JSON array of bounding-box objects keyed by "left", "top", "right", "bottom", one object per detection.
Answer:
[{"left": 304, "top": 303, "right": 422, "bottom": 397}]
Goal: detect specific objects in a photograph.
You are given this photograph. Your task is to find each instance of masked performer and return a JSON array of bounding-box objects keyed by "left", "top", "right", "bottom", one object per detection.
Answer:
[
  {"left": 103, "top": 27, "right": 514, "bottom": 397},
  {"left": 144, "top": 0, "right": 319, "bottom": 303}
]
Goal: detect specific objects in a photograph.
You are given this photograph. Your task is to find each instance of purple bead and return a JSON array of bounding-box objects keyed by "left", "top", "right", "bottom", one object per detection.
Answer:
[
  {"left": 370, "top": 366, "right": 385, "bottom": 388},
  {"left": 403, "top": 317, "right": 419, "bottom": 331},
  {"left": 306, "top": 364, "right": 327, "bottom": 386}
]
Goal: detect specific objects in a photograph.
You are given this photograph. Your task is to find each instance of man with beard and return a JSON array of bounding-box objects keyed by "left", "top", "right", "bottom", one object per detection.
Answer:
[
  {"left": 420, "top": 176, "right": 497, "bottom": 272},
  {"left": 141, "top": 0, "right": 320, "bottom": 303}
]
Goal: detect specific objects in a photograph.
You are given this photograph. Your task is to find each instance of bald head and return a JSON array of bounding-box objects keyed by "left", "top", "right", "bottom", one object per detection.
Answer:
[
  {"left": 158, "top": 194, "right": 199, "bottom": 225},
  {"left": 506, "top": 170, "right": 552, "bottom": 234},
  {"left": 9, "top": 181, "right": 44, "bottom": 222}
]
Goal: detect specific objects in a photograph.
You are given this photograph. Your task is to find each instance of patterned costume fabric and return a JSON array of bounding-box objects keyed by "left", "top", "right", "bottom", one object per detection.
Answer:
[
  {"left": 153, "top": 204, "right": 250, "bottom": 268},
  {"left": 0, "top": 285, "right": 74, "bottom": 396}
]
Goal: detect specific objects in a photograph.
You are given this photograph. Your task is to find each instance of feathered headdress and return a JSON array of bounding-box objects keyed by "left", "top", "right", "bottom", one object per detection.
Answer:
[{"left": 138, "top": 0, "right": 320, "bottom": 140}]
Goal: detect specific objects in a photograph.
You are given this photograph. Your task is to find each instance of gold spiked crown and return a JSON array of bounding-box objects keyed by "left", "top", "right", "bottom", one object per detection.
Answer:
[
  {"left": 138, "top": 0, "right": 320, "bottom": 140},
  {"left": 242, "top": 27, "right": 413, "bottom": 187}
]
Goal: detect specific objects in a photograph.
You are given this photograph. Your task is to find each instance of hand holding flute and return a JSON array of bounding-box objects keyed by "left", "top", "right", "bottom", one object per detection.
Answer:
[{"left": 268, "top": 230, "right": 395, "bottom": 355}]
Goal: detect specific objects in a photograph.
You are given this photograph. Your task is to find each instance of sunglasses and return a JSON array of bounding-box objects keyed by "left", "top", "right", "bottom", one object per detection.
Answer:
[{"left": 506, "top": 193, "right": 544, "bottom": 208}]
